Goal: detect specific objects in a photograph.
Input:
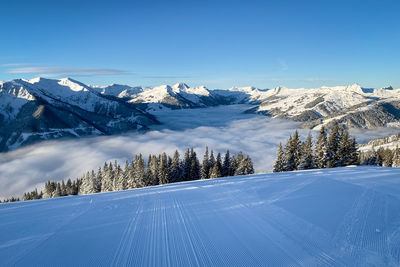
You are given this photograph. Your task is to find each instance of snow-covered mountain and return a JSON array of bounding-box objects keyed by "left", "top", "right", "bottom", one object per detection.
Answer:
[
  {"left": 2, "top": 77, "right": 400, "bottom": 151},
  {"left": 94, "top": 81, "right": 400, "bottom": 130},
  {"left": 2, "top": 166, "right": 400, "bottom": 266},
  {"left": 0, "top": 78, "right": 159, "bottom": 151}
]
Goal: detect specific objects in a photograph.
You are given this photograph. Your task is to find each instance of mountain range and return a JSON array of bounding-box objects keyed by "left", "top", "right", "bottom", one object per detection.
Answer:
[{"left": 1, "top": 77, "right": 400, "bottom": 151}]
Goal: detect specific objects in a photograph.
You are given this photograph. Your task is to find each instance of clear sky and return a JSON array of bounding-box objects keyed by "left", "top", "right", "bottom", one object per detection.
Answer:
[{"left": 1, "top": 0, "right": 399, "bottom": 89}]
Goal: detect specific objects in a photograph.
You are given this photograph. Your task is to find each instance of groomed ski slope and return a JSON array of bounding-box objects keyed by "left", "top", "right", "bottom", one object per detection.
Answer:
[{"left": 2, "top": 166, "right": 400, "bottom": 266}]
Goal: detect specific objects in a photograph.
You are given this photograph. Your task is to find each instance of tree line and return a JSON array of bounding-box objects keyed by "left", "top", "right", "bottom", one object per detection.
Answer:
[
  {"left": 273, "top": 126, "right": 359, "bottom": 172},
  {"left": 8, "top": 147, "right": 254, "bottom": 202},
  {"left": 359, "top": 146, "right": 400, "bottom": 167}
]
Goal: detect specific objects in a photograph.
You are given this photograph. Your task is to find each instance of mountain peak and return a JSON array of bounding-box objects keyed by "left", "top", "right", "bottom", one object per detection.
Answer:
[{"left": 172, "top": 82, "right": 189, "bottom": 90}]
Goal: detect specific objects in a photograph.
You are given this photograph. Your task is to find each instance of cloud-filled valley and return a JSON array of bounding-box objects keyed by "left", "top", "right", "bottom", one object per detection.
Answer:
[{"left": 0, "top": 105, "right": 398, "bottom": 199}]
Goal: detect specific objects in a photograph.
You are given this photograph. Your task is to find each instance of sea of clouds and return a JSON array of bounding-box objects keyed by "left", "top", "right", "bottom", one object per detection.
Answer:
[{"left": 0, "top": 104, "right": 397, "bottom": 199}]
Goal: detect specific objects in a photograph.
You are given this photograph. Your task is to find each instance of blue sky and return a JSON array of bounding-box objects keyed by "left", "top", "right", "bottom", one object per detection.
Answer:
[{"left": 1, "top": 0, "right": 399, "bottom": 89}]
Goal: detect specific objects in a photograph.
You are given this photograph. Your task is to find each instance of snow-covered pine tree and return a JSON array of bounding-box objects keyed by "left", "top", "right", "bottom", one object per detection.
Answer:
[
  {"left": 392, "top": 146, "right": 400, "bottom": 167},
  {"left": 169, "top": 150, "right": 183, "bottom": 183},
  {"left": 200, "top": 147, "right": 210, "bottom": 179},
  {"left": 222, "top": 150, "right": 231, "bottom": 177},
  {"left": 43, "top": 181, "right": 53, "bottom": 198},
  {"left": 283, "top": 136, "right": 296, "bottom": 171},
  {"left": 125, "top": 160, "right": 135, "bottom": 189},
  {"left": 209, "top": 152, "right": 222, "bottom": 178},
  {"left": 327, "top": 125, "right": 342, "bottom": 168},
  {"left": 235, "top": 155, "right": 254, "bottom": 175},
  {"left": 61, "top": 180, "right": 67, "bottom": 196},
  {"left": 89, "top": 170, "right": 97, "bottom": 194},
  {"left": 114, "top": 161, "right": 128, "bottom": 191},
  {"left": 95, "top": 167, "right": 102, "bottom": 193},
  {"left": 230, "top": 155, "right": 238, "bottom": 176},
  {"left": 314, "top": 126, "right": 328, "bottom": 168},
  {"left": 101, "top": 162, "right": 114, "bottom": 192},
  {"left": 208, "top": 150, "right": 216, "bottom": 177},
  {"left": 54, "top": 182, "right": 62, "bottom": 197},
  {"left": 181, "top": 149, "right": 191, "bottom": 180},
  {"left": 79, "top": 172, "right": 91, "bottom": 195},
  {"left": 66, "top": 179, "right": 73, "bottom": 195},
  {"left": 149, "top": 155, "right": 159, "bottom": 185},
  {"left": 337, "top": 129, "right": 350, "bottom": 166},
  {"left": 133, "top": 154, "right": 146, "bottom": 187},
  {"left": 71, "top": 180, "right": 78, "bottom": 195},
  {"left": 159, "top": 152, "right": 169, "bottom": 184},
  {"left": 190, "top": 148, "right": 200, "bottom": 180},
  {"left": 273, "top": 143, "right": 285, "bottom": 172},
  {"left": 299, "top": 133, "right": 314, "bottom": 170},
  {"left": 338, "top": 129, "right": 358, "bottom": 166},
  {"left": 292, "top": 130, "right": 302, "bottom": 169},
  {"left": 244, "top": 156, "right": 255, "bottom": 174}
]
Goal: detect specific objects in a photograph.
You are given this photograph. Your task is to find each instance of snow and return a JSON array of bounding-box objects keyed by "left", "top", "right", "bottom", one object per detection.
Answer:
[{"left": 1, "top": 166, "right": 400, "bottom": 266}]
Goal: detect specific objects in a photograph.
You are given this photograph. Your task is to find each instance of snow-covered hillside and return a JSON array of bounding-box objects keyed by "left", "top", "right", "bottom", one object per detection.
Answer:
[
  {"left": 359, "top": 133, "right": 400, "bottom": 152},
  {"left": 1, "top": 166, "right": 400, "bottom": 266},
  {"left": 0, "top": 78, "right": 159, "bottom": 151}
]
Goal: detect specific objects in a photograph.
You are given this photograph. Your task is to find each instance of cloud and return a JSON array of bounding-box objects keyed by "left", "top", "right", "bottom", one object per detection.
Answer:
[
  {"left": 1, "top": 63, "right": 41, "bottom": 67},
  {"left": 6, "top": 67, "right": 130, "bottom": 77},
  {"left": 0, "top": 105, "right": 303, "bottom": 199}
]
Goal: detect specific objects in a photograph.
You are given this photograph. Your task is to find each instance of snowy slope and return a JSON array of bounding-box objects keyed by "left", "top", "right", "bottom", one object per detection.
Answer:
[{"left": 2, "top": 166, "right": 400, "bottom": 266}]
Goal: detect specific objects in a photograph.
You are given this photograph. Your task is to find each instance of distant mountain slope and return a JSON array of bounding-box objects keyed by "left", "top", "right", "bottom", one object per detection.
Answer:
[
  {"left": 0, "top": 78, "right": 159, "bottom": 151},
  {"left": 359, "top": 132, "right": 400, "bottom": 152},
  {"left": 1, "top": 166, "right": 400, "bottom": 266}
]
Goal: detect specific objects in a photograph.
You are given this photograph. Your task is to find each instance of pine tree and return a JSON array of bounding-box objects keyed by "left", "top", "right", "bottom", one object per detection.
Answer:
[
  {"left": 273, "top": 143, "right": 285, "bottom": 172},
  {"left": 222, "top": 150, "right": 231, "bottom": 177},
  {"left": 101, "top": 162, "right": 114, "bottom": 192},
  {"left": 133, "top": 154, "right": 145, "bottom": 187},
  {"left": 235, "top": 155, "right": 254, "bottom": 175},
  {"left": 327, "top": 125, "right": 342, "bottom": 168},
  {"left": 230, "top": 156, "right": 238, "bottom": 176},
  {"left": 61, "top": 180, "right": 67, "bottom": 196},
  {"left": 66, "top": 179, "right": 73, "bottom": 195},
  {"left": 314, "top": 126, "right": 328, "bottom": 168},
  {"left": 148, "top": 155, "right": 159, "bottom": 185},
  {"left": 392, "top": 146, "right": 400, "bottom": 167},
  {"left": 299, "top": 133, "right": 314, "bottom": 170},
  {"left": 79, "top": 172, "right": 91, "bottom": 195},
  {"left": 292, "top": 130, "right": 302, "bottom": 168},
  {"left": 200, "top": 147, "right": 210, "bottom": 179},
  {"left": 54, "top": 183, "right": 62, "bottom": 197},
  {"left": 125, "top": 160, "right": 135, "bottom": 189},
  {"left": 181, "top": 149, "right": 190, "bottom": 180},
  {"left": 283, "top": 136, "right": 296, "bottom": 171},
  {"left": 95, "top": 167, "right": 102, "bottom": 193},
  {"left": 159, "top": 152, "right": 169, "bottom": 184},
  {"left": 169, "top": 150, "right": 183, "bottom": 183},
  {"left": 209, "top": 153, "right": 222, "bottom": 178},
  {"left": 43, "top": 181, "right": 53, "bottom": 198},
  {"left": 190, "top": 148, "right": 200, "bottom": 180}
]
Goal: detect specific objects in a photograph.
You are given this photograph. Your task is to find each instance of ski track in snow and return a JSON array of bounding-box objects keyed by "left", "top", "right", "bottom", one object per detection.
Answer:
[{"left": 2, "top": 166, "right": 400, "bottom": 266}]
